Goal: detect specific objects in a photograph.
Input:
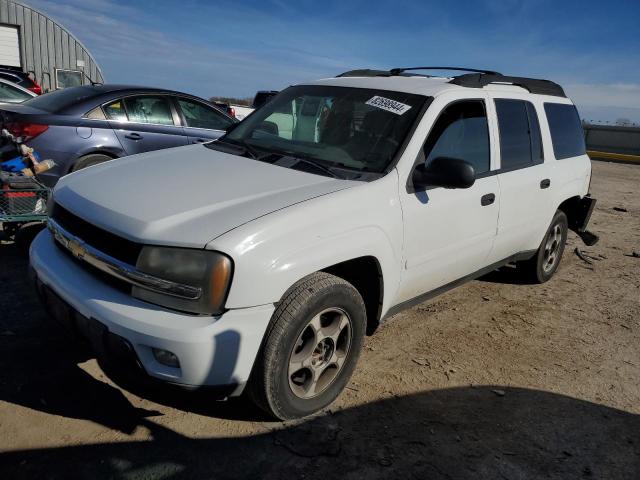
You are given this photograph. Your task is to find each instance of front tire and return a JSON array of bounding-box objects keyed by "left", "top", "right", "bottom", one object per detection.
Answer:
[
  {"left": 248, "top": 272, "right": 367, "bottom": 420},
  {"left": 519, "top": 210, "right": 568, "bottom": 283}
]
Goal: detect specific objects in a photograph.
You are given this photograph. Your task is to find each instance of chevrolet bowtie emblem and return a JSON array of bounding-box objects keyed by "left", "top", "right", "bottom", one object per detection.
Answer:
[{"left": 68, "top": 238, "right": 86, "bottom": 259}]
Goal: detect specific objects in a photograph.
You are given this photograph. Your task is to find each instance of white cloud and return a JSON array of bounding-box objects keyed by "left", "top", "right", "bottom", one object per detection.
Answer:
[{"left": 565, "top": 83, "right": 640, "bottom": 109}]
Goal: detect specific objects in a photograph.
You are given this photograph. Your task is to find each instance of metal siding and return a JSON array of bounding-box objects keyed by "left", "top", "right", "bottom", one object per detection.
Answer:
[
  {"left": 22, "top": 7, "right": 31, "bottom": 71},
  {"left": 30, "top": 6, "right": 39, "bottom": 79},
  {"left": 44, "top": 18, "right": 54, "bottom": 90},
  {"left": 0, "top": 1, "right": 104, "bottom": 89},
  {"left": 67, "top": 31, "right": 75, "bottom": 71},
  {"left": 15, "top": 2, "right": 24, "bottom": 67},
  {"left": 60, "top": 29, "right": 68, "bottom": 70},
  {"left": 53, "top": 18, "right": 61, "bottom": 68},
  {"left": 7, "top": 1, "right": 16, "bottom": 24}
]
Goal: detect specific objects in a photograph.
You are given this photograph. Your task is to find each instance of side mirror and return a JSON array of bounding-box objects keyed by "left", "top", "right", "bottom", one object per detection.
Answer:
[
  {"left": 256, "top": 121, "right": 279, "bottom": 136},
  {"left": 412, "top": 157, "right": 476, "bottom": 190}
]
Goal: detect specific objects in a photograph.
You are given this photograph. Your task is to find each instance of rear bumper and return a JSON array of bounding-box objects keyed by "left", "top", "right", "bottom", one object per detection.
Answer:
[{"left": 29, "top": 230, "right": 274, "bottom": 394}]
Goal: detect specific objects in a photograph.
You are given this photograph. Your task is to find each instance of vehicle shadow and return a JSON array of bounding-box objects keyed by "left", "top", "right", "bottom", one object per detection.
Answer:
[
  {"left": 477, "top": 263, "right": 536, "bottom": 285},
  {"left": 1, "top": 385, "right": 638, "bottom": 480}
]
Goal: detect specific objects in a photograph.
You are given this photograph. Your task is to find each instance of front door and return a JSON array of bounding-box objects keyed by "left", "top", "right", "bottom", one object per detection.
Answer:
[
  {"left": 175, "top": 97, "right": 233, "bottom": 144},
  {"left": 105, "top": 95, "right": 188, "bottom": 155},
  {"left": 397, "top": 98, "right": 500, "bottom": 304}
]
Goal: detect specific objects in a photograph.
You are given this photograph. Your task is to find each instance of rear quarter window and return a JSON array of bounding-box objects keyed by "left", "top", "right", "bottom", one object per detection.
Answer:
[{"left": 544, "top": 103, "right": 586, "bottom": 159}]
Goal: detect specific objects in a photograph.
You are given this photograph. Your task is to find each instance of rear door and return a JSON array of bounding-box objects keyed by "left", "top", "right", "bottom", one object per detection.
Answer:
[
  {"left": 105, "top": 95, "right": 188, "bottom": 155},
  {"left": 174, "top": 96, "right": 233, "bottom": 144},
  {"left": 487, "top": 97, "right": 553, "bottom": 262}
]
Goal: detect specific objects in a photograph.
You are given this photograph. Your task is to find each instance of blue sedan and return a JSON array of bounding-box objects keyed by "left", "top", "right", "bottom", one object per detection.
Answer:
[{"left": 0, "top": 85, "right": 236, "bottom": 186}]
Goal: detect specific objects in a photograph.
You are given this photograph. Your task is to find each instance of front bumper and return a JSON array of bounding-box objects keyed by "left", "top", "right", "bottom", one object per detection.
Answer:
[{"left": 30, "top": 230, "right": 274, "bottom": 394}]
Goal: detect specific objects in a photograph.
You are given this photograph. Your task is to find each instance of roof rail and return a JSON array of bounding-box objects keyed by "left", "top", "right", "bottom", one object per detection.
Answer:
[
  {"left": 337, "top": 69, "right": 394, "bottom": 78},
  {"left": 450, "top": 73, "right": 566, "bottom": 97},
  {"left": 335, "top": 67, "right": 567, "bottom": 98},
  {"left": 389, "top": 66, "right": 501, "bottom": 76}
]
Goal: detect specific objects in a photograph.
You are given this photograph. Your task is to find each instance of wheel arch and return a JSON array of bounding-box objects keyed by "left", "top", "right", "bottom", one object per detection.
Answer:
[
  {"left": 321, "top": 256, "right": 384, "bottom": 335},
  {"left": 556, "top": 195, "right": 584, "bottom": 232},
  {"left": 67, "top": 149, "right": 120, "bottom": 173}
]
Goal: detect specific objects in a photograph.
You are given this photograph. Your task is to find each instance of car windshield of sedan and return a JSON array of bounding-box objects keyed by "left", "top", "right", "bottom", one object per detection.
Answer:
[{"left": 216, "top": 85, "right": 426, "bottom": 177}]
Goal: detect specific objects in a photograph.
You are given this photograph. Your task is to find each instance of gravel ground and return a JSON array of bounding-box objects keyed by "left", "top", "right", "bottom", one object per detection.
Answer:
[{"left": 0, "top": 160, "right": 639, "bottom": 479}]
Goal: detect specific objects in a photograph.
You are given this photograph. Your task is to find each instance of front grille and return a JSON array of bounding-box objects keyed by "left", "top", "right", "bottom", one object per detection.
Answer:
[
  {"left": 51, "top": 203, "right": 142, "bottom": 265},
  {"left": 53, "top": 240, "right": 132, "bottom": 295}
]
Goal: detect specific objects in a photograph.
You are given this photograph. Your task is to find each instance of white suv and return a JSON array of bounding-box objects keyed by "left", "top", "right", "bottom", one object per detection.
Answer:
[{"left": 30, "top": 67, "right": 598, "bottom": 419}]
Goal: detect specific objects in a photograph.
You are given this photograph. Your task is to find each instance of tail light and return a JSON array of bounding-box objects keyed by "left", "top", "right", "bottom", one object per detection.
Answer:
[
  {"left": 27, "top": 78, "right": 42, "bottom": 95},
  {"left": 6, "top": 122, "right": 49, "bottom": 141},
  {"left": 228, "top": 107, "right": 236, "bottom": 118}
]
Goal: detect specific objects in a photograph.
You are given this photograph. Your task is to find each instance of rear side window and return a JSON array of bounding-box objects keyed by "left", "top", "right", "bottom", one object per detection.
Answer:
[
  {"left": 0, "top": 82, "right": 32, "bottom": 103},
  {"left": 103, "top": 100, "right": 127, "bottom": 121},
  {"left": 544, "top": 103, "right": 586, "bottom": 159},
  {"left": 104, "top": 96, "right": 175, "bottom": 125},
  {"left": 423, "top": 100, "right": 490, "bottom": 174},
  {"left": 495, "top": 99, "right": 543, "bottom": 170},
  {"left": 124, "top": 96, "right": 174, "bottom": 125}
]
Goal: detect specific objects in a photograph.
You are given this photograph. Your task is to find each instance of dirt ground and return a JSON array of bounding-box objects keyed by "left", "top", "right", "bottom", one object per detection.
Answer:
[{"left": 1, "top": 160, "right": 639, "bottom": 479}]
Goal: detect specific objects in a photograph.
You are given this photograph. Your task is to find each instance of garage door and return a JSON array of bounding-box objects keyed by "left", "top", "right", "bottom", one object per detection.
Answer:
[{"left": 0, "top": 25, "right": 21, "bottom": 67}]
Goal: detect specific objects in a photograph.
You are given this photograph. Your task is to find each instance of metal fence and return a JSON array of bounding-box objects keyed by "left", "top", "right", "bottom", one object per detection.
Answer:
[{"left": 583, "top": 123, "right": 640, "bottom": 163}]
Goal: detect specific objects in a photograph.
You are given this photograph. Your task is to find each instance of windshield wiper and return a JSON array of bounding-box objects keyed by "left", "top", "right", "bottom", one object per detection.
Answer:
[
  {"left": 291, "top": 157, "right": 341, "bottom": 178},
  {"left": 213, "top": 138, "right": 260, "bottom": 159}
]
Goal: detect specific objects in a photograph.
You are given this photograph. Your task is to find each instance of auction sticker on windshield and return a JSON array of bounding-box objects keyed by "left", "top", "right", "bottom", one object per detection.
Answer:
[{"left": 365, "top": 96, "right": 412, "bottom": 115}]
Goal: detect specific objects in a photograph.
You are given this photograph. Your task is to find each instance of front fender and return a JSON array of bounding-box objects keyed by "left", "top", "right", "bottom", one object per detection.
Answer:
[{"left": 208, "top": 172, "right": 404, "bottom": 315}]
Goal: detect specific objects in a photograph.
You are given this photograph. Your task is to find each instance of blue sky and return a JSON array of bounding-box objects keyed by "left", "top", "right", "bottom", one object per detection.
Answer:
[{"left": 29, "top": 0, "right": 640, "bottom": 122}]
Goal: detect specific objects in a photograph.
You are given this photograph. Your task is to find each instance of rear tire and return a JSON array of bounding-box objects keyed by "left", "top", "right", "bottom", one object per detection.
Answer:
[
  {"left": 72, "top": 154, "right": 113, "bottom": 171},
  {"left": 248, "top": 272, "right": 367, "bottom": 420},
  {"left": 519, "top": 210, "right": 568, "bottom": 283}
]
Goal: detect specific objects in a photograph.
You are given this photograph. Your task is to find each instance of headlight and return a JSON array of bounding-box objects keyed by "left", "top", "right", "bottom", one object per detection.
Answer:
[{"left": 132, "top": 246, "right": 232, "bottom": 315}]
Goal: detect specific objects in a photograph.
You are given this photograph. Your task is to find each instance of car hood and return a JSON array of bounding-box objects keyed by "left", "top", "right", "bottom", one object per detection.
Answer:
[{"left": 53, "top": 144, "right": 357, "bottom": 248}]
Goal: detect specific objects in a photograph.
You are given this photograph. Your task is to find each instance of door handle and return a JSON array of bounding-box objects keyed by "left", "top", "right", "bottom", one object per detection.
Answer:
[
  {"left": 540, "top": 179, "right": 551, "bottom": 189},
  {"left": 481, "top": 193, "right": 496, "bottom": 206},
  {"left": 192, "top": 138, "right": 208, "bottom": 143},
  {"left": 125, "top": 132, "right": 143, "bottom": 140}
]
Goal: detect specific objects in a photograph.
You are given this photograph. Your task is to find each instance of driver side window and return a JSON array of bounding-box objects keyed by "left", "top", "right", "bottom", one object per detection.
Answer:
[{"left": 423, "top": 100, "right": 490, "bottom": 174}]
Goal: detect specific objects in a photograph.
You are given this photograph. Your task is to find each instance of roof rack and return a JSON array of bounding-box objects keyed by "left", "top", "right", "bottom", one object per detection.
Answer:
[
  {"left": 450, "top": 73, "right": 566, "bottom": 97},
  {"left": 388, "top": 66, "right": 502, "bottom": 76},
  {"left": 336, "top": 67, "right": 501, "bottom": 78},
  {"left": 337, "top": 69, "right": 395, "bottom": 78},
  {"left": 335, "top": 67, "right": 567, "bottom": 98}
]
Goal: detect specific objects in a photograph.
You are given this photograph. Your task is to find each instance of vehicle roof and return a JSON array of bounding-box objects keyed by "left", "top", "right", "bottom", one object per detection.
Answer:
[
  {"left": 302, "top": 74, "right": 573, "bottom": 103},
  {"left": 65, "top": 84, "right": 192, "bottom": 96},
  {"left": 0, "top": 66, "right": 30, "bottom": 77},
  {"left": 19, "top": 84, "right": 230, "bottom": 117}
]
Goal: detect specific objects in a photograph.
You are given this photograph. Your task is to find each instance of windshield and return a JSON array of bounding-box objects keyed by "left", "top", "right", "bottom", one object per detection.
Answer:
[{"left": 218, "top": 85, "right": 426, "bottom": 176}]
